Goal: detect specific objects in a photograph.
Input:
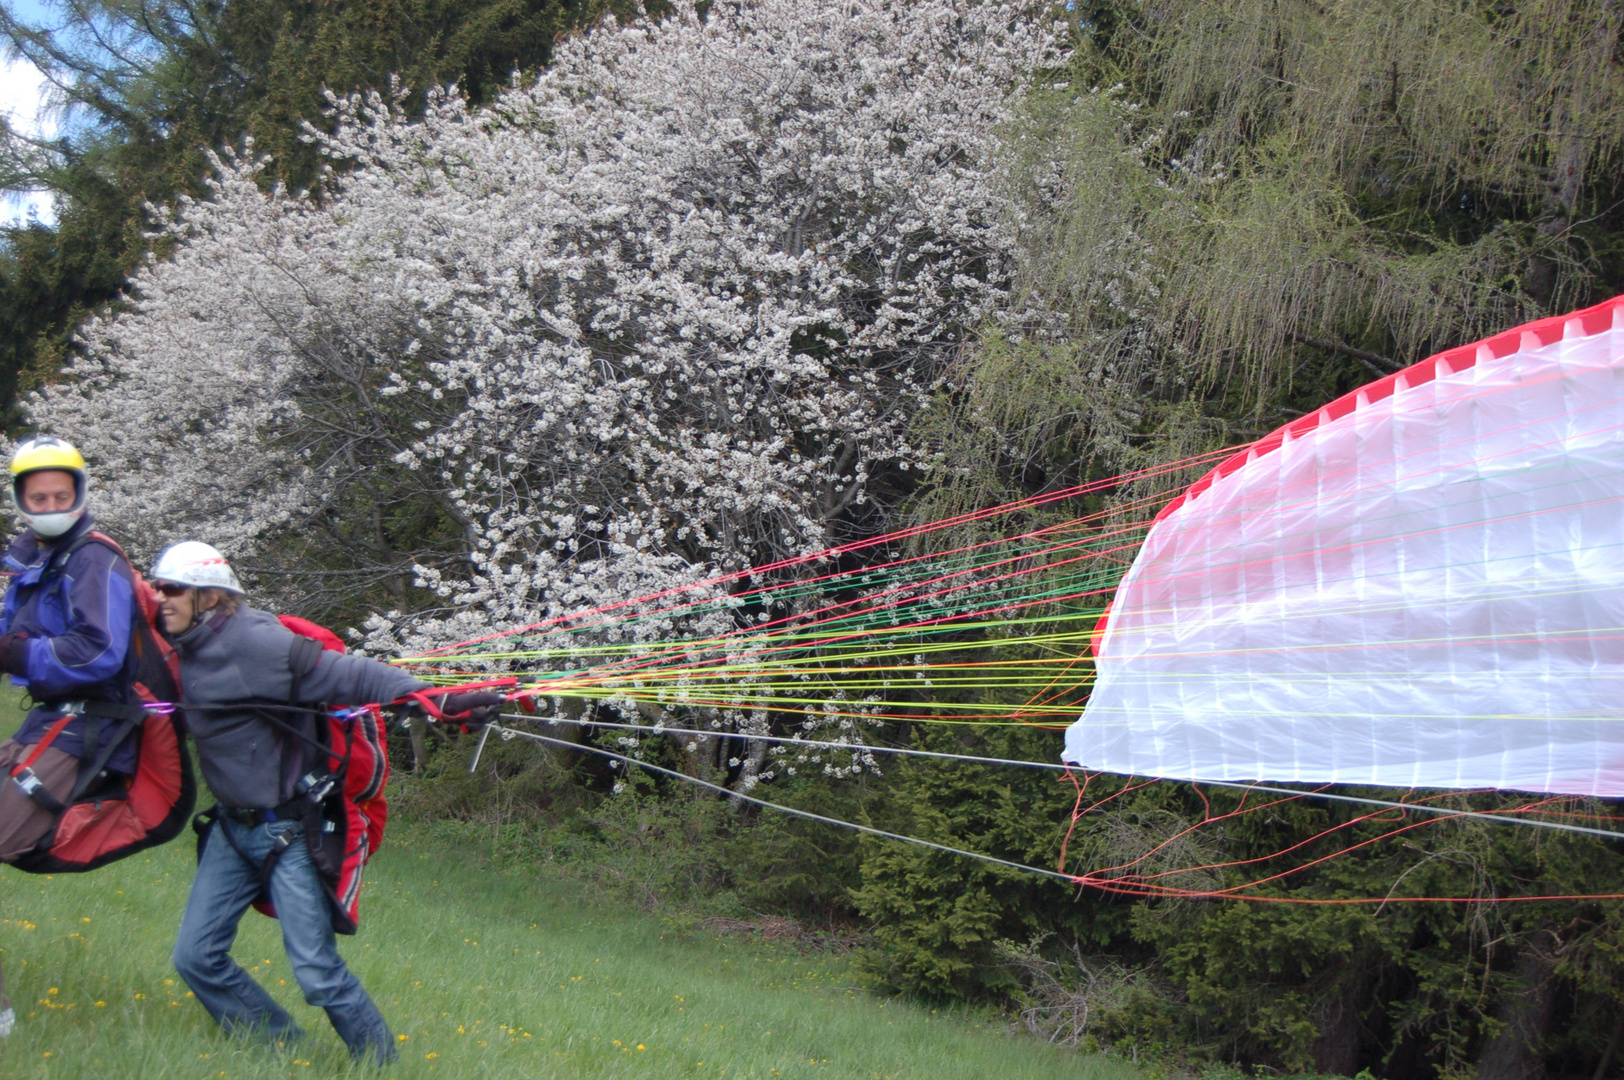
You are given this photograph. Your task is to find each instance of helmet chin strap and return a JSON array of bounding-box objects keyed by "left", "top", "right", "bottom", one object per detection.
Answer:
[{"left": 189, "top": 595, "right": 225, "bottom": 633}]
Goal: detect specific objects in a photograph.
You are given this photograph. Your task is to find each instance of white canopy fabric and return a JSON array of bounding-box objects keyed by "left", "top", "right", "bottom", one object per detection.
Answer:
[{"left": 1064, "top": 295, "right": 1624, "bottom": 796}]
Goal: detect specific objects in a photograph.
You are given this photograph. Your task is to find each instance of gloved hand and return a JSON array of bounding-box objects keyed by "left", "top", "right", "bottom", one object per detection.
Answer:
[
  {"left": 0, "top": 631, "right": 29, "bottom": 677},
  {"left": 432, "top": 690, "right": 506, "bottom": 731}
]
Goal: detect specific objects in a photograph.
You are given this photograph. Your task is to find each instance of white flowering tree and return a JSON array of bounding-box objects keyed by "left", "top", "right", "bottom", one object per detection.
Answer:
[{"left": 29, "top": 0, "right": 1057, "bottom": 780}]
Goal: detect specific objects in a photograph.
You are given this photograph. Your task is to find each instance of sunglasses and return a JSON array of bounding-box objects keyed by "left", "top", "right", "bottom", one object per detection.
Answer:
[{"left": 156, "top": 583, "right": 193, "bottom": 598}]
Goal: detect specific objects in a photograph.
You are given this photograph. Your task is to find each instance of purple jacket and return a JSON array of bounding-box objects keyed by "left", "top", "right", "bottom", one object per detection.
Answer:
[{"left": 2, "top": 515, "right": 140, "bottom": 774}]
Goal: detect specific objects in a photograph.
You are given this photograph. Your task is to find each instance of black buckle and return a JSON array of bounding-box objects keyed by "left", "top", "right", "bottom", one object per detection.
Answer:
[
  {"left": 295, "top": 772, "right": 335, "bottom": 803},
  {"left": 12, "top": 767, "right": 42, "bottom": 796}
]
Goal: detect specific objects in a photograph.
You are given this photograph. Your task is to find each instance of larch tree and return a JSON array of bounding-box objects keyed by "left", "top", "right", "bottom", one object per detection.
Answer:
[{"left": 920, "top": 0, "right": 1624, "bottom": 523}]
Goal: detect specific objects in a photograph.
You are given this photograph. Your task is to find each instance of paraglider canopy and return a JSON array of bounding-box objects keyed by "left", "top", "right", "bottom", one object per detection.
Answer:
[{"left": 1065, "top": 295, "right": 1624, "bottom": 797}]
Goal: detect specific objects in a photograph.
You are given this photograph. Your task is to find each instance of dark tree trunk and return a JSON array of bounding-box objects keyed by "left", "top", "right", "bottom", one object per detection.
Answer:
[
  {"left": 1591, "top": 1021, "right": 1621, "bottom": 1080},
  {"left": 1477, "top": 947, "right": 1559, "bottom": 1080},
  {"left": 407, "top": 712, "right": 430, "bottom": 771},
  {"left": 532, "top": 695, "right": 594, "bottom": 768},
  {"left": 1313, "top": 970, "right": 1373, "bottom": 1076}
]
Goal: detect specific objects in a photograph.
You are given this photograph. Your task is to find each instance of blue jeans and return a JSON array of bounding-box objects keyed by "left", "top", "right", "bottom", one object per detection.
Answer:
[{"left": 173, "top": 817, "right": 396, "bottom": 1063}]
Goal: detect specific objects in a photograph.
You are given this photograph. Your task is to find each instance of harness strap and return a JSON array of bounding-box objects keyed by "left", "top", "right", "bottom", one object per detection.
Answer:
[
  {"left": 76, "top": 701, "right": 148, "bottom": 723},
  {"left": 8, "top": 702, "right": 147, "bottom": 810},
  {"left": 8, "top": 713, "right": 75, "bottom": 812},
  {"left": 200, "top": 804, "right": 305, "bottom": 901},
  {"left": 287, "top": 635, "right": 323, "bottom": 705},
  {"left": 11, "top": 713, "right": 75, "bottom": 776},
  {"left": 216, "top": 792, "right": 309, "bottom": 827},
  {"left": 73, "top": 716, "right": 103, "bottom": 798},
  {"left": 10, "top": 767, "right": 65, "bottom": 814},
  {"left": 68, "top": 715, "right": 145, "bottom": 803}
]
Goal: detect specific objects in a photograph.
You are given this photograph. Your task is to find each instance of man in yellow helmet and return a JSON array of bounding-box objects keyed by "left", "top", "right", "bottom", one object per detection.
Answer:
[{"left": 0, "top": 436, "right": 144, "bottom": 1038}]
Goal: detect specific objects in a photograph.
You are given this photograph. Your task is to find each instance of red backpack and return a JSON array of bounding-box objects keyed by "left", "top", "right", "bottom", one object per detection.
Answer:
[
  {"left": 8, "top": 531, "right": 196, "bottom": 874},
  {"left": 278, "top": 614, "right": 390, "bottom": 935}
]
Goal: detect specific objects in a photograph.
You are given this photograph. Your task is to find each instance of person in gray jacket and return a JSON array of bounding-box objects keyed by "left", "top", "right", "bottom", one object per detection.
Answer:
[{"left": 152, "top": 541, "right": 500, "bottom": 1064}]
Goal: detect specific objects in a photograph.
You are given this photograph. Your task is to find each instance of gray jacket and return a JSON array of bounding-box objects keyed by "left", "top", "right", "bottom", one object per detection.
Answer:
[{"left": 173, "top": 604, "right": 429, "bottom": 809}]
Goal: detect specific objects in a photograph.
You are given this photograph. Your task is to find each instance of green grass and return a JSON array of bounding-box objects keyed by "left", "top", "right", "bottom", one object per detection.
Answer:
[
  {"left": 0, "top": 687, "right": 1136, "bottom": 1080},
  {"left": 2, "top": 816, "right": 1137, "bottom": 1080}
]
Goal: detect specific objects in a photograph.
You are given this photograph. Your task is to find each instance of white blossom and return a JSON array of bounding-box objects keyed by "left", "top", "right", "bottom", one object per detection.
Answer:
[{"left": 30, "top": 0, "right": 1059, "bottom": 689}]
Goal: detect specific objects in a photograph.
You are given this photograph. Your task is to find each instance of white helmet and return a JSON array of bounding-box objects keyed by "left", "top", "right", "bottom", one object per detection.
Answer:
[
  {"left": 151, "top": 541, "right": 245, "bottom": 594},
  {"left": 10, "top": 436, "right": 89, "bottom": 538}
]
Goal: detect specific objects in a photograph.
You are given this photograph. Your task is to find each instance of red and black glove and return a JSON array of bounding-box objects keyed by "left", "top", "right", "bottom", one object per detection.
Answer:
[
  {"left": 431, "top": 690, "right": 505, "bottom": 732},
  {"left": 0, "top": 631, "right": 29, "bottom": 677}
]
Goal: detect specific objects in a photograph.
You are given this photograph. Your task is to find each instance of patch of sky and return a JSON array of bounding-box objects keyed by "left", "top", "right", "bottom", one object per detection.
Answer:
[
  {"left": 2, "top": 0, "right": 125, "bottom": 226},
  {"left": 3, "top": 0, "right": 60, "bottom": 224}
]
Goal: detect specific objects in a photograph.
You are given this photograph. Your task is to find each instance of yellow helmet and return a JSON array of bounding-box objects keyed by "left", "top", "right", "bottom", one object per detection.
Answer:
[{"left": 10, "top": 436, "right": 89, "bottom": 538}]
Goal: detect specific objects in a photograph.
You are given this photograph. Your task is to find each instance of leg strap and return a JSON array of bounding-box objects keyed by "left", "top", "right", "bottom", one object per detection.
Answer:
[
  {"left": 205, "top": 813, "right": 299, "bottom": 903},
  {"left": 9, "top": 768, "right": 64, "bottom": 815},
  {"left": 9, "top": 714, "right": 75, "bottom": 813}
]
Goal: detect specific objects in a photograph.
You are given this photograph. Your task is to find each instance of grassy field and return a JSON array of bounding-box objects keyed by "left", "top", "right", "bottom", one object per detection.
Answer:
[{"left": 2, "top": 800, "right": 1136, "bottom": 1080}]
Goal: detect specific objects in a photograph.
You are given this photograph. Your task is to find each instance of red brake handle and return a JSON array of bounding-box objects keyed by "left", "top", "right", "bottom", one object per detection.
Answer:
[{"left": 398, "top": 678, "right": 520, "bottom": 721}]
